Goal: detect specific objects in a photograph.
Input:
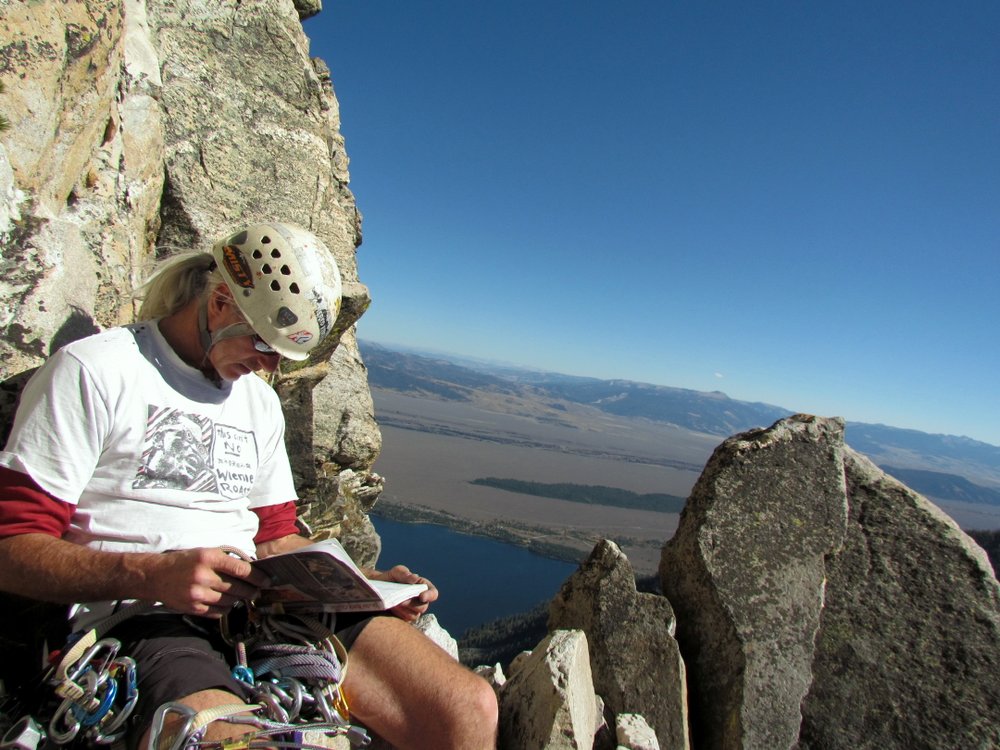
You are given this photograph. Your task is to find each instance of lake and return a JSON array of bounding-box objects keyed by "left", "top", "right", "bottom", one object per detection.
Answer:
[{"left": 370, "top": 515, "right": 580, "bottom": 638}]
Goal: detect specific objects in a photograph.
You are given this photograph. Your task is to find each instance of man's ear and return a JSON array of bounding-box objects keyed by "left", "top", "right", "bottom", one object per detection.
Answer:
[
  {"left": 206, "top": 283, "right": 236, "bottom": 323},
  {"left": 209, "top": 283, "right": 234, "bottom": 306}
]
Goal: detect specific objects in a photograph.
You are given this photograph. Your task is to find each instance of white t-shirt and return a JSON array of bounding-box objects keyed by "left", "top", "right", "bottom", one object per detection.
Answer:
[{"left": 0, "top": 322, "right": 297, "bottom": 625}]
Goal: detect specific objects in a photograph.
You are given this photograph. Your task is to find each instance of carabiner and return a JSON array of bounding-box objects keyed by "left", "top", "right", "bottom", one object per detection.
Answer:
[
  {"left": 72, "top": 678, "right": 117, "bottom": 728},
  {"left": 98, "top": 657, "right": 139, "bottom": 737},
  {"left": 146, "top": 703, "right": 197, "bottom": 750},
  {"left": 65, "top": 638, "right": 121, "bottom": 684},
  {"left": 47, "top": 698, "right": 82, "bottom": 745}
]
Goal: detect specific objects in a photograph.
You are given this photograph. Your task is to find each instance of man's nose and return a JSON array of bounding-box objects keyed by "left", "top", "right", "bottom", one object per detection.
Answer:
[{"left": 256, "top": 352, "right": 281, "bottom": 373}]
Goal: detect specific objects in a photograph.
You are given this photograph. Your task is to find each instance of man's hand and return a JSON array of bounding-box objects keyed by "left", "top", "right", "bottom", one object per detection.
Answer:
[
  {"left": 142, "top": 547, "right": 270, "bottom": 618},
  {"left": 369, "top": 564, "right": 439, "bottom": 622}
]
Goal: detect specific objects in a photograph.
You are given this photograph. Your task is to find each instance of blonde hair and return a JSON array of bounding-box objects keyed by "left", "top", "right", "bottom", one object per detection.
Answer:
[{"left": 135, "top": 251, "right": 226, "bottom": 320}]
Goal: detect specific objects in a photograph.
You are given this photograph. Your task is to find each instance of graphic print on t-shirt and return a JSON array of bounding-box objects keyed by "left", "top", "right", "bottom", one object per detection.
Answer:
[
  {"left": 133, "top": 406, "right": 258, "bottom": 499},
  {"left": 212, "top": 423, "right": 260, "bottom": 499}
]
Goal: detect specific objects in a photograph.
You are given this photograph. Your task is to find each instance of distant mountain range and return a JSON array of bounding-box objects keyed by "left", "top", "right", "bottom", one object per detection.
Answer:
[{"left": 359, "top": 341, "right": 1000, "bottom": 502}]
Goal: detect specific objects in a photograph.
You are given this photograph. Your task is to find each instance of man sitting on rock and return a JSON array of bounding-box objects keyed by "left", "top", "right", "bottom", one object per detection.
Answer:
[{"left": 0, "top": 222, "right": 498, "bottom": 749}]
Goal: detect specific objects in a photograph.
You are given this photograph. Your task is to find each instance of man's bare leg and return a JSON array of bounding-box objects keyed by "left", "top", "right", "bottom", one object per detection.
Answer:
[
  {"left": 343, "top": 617, "right": 498, "bottom": 750},
  {"left": 139, "top": 688, "right": 254, "bottom": 750}
]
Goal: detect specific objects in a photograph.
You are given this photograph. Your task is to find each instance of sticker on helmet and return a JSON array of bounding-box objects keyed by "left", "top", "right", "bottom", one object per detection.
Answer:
[
  {"left": 287, "top": 330, "right": 314, "bottom": 345},
  {"left": 316, "top": 308, "right": 332, "bottom": 340},
  {"left": 309, "top": 288, "right": 333, "bottom": 339},
  {"left": 221, "top": 245, "right": 254, "bottom": 289}
]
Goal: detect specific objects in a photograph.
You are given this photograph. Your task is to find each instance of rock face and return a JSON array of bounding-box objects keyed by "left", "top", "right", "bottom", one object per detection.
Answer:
[
  {"left": 499, "top": 629, "right": 600, "bottom": 750},
  {"left": 659, "top": 415, "right": 1000, "bottom": 750},
  {"left": 616, "top": 714, "right": 661, "bottom": 750},
  {"left": 0, "top": 0, "right": 379, "bottom": 550},
  {"left": 799, "top": 448, "right": 1000, "bottom": 749},
  {"left": 549, "top": 539, "right": 689, "bottom": 750},
  {"left": 1, "top": 1, "right": 154, "bottom": 371}
]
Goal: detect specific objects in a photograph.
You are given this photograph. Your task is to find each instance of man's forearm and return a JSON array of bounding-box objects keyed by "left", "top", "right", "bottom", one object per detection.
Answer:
[
  {"left": 255, "top": 533, "right": 313, "bottom": 559},
  {"left": 0, "top": 534, "right": 266, "bottom": 617},
  {"left": 0, "top": 533, "right": 160, "bottom": 604}
]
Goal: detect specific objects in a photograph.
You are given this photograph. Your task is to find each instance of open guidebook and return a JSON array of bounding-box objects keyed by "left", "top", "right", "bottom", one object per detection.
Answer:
[{"left": 252, "top": 538, "right": 428, "bottom": 613}]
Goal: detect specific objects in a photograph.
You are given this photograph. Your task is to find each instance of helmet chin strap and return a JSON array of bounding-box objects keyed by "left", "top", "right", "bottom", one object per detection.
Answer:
[
  {"left": 199, "top": 302, "right": 259, "bottom": 353},
  {"left": 198, "top": 301, "right": 214, "bottom": 364},
  {"left": 198, "top": 299, "right": 262, "bottom": 368},
  {"left": 197, "top": 301, "right": 254, "bottom": 387}
]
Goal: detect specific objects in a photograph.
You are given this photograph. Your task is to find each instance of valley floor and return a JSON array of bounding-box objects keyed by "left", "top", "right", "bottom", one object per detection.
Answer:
[
  {"left": 368, "top": 389, "right": 1000, "bottom": 575},
  {"left": 370, "top": 390, "right": 717, "bottom": 575}
]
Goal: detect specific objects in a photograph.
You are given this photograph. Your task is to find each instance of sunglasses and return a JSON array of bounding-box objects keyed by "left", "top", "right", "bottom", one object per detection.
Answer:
[
  {"left": 250, "top": 334, "right": 276, "bottom": 355},
  {"left": 226, "top": 322, "right": 277, "bottom": 355}
]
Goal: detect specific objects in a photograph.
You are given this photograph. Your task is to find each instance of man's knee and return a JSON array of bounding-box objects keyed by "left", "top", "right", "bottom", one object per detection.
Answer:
[
  {"left": 446, "top": 671, "right": 498, "bottom": 746},
  {"left": 470, "top": 674, "right": 499, "bottom": 738}
]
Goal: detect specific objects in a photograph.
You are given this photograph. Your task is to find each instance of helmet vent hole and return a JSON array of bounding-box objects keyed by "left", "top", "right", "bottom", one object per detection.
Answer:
[
  {"left": 271, "top": 249, "right": 281, "bottom": 258},
  {"left": 276, "top": 307, "right": 298, "bottom": 326},
  {"left": 261, "top": 236, "right": 272, "bottom": 244},
  {"left": 280, "top": 265, "right": 291, "bottom": 275},
  {"left": 270, "top": 280, "right": 281, "bottom": 291},
  {"left": 261, "top": 264, "right": 272, "bottom": 274},
  {"left": 252, "top": 249, "right": 263, "bottom": 259},
  {"left": 289, "top": 283, "right": 300, "bottom": 294}
]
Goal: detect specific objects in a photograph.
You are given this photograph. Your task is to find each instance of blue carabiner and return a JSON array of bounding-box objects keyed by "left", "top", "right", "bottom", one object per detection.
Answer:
[
  {"left": 231, "top": 664, "right": 255, "bottom": 685},
  {"left": 72, "top": 679, "right": 118, "bottom": 728}
]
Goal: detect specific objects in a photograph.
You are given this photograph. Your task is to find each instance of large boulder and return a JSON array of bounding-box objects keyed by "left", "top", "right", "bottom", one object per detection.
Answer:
[
  {"left": 550, "top": 539, "right": 689, "bottom": 750},
  {"left": 798, "top": 448, "right": 1000, "bottom": 748},
  {"left": 499, "top": 629, "right": 600, "bottom": 750},
  {"left": 660, "top": 414, "right": 1000, "bottom": 750}
]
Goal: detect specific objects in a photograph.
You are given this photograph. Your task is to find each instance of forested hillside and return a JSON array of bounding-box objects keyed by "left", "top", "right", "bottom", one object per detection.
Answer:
[{"left": 470, "top": 478, "right": 686, "bottom": 513}]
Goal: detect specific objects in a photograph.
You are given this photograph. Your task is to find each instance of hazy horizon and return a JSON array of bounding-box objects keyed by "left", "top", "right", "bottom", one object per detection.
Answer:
[{"left": 360, "top": 337, "right": 1000, "bottom": 448}]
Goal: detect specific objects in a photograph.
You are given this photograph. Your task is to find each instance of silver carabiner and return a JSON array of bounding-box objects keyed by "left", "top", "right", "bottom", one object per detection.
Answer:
[
  {"left": 249, "top": 685, "right": 289, "bottom": 725},
  {"left": 146, "top": 703, "right": 197, "bottom": 750},
  {"left": 47, "top": 698, "right": 82, "bottom": 746},
  {"left": 96, "top": 656, "right": 139, "bottom": 739},
  {"left": 64, "top": 638, "right": 121, "bottom": 684},
  {"left": 273, "top": 678, "right": 304, "bottom": 721},
  {"left": 309, "top": 685, "right": 336, "bottom": 725},
  {"left": 49, "top": 667, "right": 103, "bottom": 744}
]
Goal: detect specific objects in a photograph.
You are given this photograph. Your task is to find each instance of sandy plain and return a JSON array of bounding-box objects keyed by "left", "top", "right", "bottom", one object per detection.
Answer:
[
  {"left": 368, "top": 389, "right": 723, "bottom": 574},
  {"left": 366, "top": 388, "right": 1000, "bottom": 575}
]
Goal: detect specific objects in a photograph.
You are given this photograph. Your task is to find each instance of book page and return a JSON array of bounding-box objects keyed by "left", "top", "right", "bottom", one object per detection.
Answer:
[{"left": 253, "top": 539, "right": 427, "bottom": 611}]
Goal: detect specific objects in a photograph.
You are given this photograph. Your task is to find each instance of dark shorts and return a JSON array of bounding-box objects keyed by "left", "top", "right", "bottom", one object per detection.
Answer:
[{"left": 106, "top": 612, "right": 373, "bottom": 748}]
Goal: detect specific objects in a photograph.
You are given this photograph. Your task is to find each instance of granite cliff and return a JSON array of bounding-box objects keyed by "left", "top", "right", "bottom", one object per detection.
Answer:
[
  {"left": 0, "top": 0, "right": 381, "bottom": 557},
  {"left": 1, "top": 4, "right": 998, "bottom": 750}
]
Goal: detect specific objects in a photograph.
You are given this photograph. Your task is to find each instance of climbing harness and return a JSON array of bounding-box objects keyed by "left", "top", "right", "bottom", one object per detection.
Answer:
[
  {"left": 151, "top": 604, "right": 371, "bottom": 750},
  {"left": 0, "top": 600, "right": 370, "bottom": 750}
]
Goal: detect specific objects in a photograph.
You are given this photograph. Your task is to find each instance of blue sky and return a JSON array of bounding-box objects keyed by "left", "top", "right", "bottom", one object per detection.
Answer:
[{"left": 303, "top": 1, "right": 999, "bottom": 446}]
